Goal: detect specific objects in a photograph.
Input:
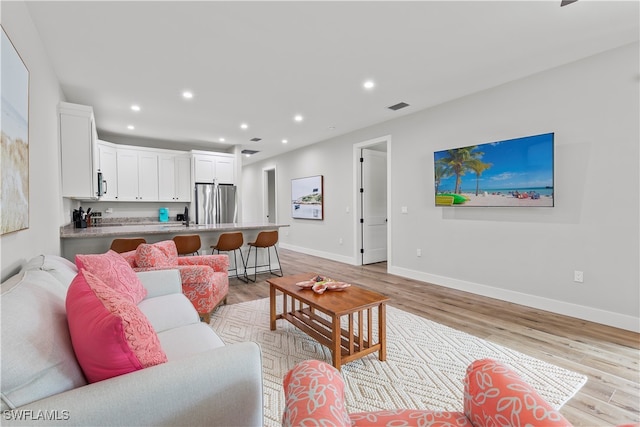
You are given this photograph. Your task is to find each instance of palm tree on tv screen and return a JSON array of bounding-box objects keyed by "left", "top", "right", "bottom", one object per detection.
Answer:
[
  {"left": 437, "top": 146, "right": 485, "bottom": 194},
  {"left": 468, "top": 159, "right": 492, "bottom": 196},
  {"left": 434, "top": 163, "right": 452, "bottom": 194}
]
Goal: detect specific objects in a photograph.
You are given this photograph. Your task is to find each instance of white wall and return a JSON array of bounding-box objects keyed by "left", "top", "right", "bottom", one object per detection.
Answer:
[
  {"left": 1, "top": 2, "right": 65, "bottom": 281},
  {"left": 242, "top": 42, "right": 639, "bottom": 331}
]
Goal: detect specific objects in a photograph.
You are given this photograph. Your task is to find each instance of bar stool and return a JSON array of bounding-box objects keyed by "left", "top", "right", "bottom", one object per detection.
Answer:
[
  {"left": 110, "top": 238, "right": 146, "bottom": 253},
  {"left": 211, "top": 232, "right": 247, "bottom": 283},
  {"left": 173, "top": 235, "right": 201, "bottom": 256},
  {"left": 246, "top": 230, "right": 283, "bottom": 282}
]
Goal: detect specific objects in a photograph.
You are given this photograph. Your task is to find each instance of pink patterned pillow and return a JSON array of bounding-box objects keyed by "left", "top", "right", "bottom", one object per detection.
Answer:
[
  {"left": 135, "top": 241, "right": 178, "bottom": 268},
  {"left": 66, "top": 269, "right": 167, "bottom": 383},
  {"left": 119, "top": 250, "right": 137, "bottom": 268},
  {"left": 75, "top": 250, "right": 147, "bottom": 303}
]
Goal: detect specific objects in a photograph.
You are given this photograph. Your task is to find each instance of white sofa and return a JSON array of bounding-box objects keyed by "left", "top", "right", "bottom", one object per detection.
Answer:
[{"left": 1, "top": 255, "right": 263, "bottom": 426}]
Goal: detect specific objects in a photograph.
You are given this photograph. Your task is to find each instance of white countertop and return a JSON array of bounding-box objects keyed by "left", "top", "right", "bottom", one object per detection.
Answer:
[{"left": 60, "top": 222, "right": 289, "bottom": 239}]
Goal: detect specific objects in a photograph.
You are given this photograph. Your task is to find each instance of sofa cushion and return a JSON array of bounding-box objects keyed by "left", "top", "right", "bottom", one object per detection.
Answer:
[
  {"left": 157, "top": 323, "right": 225, "bottom": 361},
  {"left": 138, "top": 293, "right": 200, "bottom": 333},
  {"left": 66, "top": 269, "right": 167, "bottom": 383},
  {"left": 75, "top": 250, "right": 147, "bottom": 303},
  {"left": 1, "top": 270, "right": 87, "bottom": 410},
  {"left": 135, "top": 241, "right": 178, "bottom": 268}
]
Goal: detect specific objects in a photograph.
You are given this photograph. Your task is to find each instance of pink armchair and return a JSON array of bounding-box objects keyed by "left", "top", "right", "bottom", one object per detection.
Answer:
[
  {"left": 121, "top": 240, "right": 229, "bottom": 322},
  {"left": 282, "top": 358, "right": 573, "bottom": 427}
]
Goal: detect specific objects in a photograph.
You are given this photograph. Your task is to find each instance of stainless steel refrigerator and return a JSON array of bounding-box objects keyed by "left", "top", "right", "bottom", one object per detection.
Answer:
[{"left": 195, "top": 182, "right": 238, "bottom": 225}]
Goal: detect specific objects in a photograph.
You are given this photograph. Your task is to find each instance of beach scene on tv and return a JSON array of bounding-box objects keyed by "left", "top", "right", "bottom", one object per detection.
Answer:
[{"left": 434, "top": 133, "right": 554, "bottom": 207}]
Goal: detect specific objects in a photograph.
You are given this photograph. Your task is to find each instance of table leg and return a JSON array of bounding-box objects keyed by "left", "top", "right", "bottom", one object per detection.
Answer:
[
  {"left": 332, "top": 314, "right": 341, "bottom": 370},
  {"left": 270, "top": 285, "right": 276, "bottom": 331},
  {"left": 378, "top": 303, "right": 386, "bottom": 361}
]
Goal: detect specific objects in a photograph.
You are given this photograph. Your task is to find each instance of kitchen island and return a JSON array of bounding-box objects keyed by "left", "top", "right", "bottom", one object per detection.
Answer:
[{"left": 60, "top": 221, "right": 290, "bottom": 262}]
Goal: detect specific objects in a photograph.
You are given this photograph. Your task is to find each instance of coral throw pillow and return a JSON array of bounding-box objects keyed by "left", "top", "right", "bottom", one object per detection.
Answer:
[
  {"left": 66, "top": 269, "right": 167, "bottom": 383},
  {"left": 135, "top": 241, "right": 178, "bottom": 268},
  {"left": 75, "top": 250, "right": 147, "bottom": 303}
]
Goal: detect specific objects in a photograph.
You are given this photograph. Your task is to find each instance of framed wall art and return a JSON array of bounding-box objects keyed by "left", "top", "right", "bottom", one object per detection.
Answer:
[
  {"left": 1, "top": 25, "right": 30, "bottom": 235},
  {"left": 291, "top": 175, "right": 323, "bottom": 220}
]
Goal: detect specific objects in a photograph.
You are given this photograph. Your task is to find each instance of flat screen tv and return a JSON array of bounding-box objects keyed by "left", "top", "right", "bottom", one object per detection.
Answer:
[{"left": 434, "top": 132, "right": 554, "bottom": 207}]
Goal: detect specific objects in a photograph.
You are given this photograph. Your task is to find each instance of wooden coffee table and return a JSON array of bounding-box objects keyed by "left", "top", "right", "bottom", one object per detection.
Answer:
[{"left": 268, "top": 273, "right": 390, "bottom": 370}]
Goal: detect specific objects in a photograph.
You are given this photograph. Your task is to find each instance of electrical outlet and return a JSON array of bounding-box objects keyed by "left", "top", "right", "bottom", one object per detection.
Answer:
[
  {"left": 401, "top": 206, "right": 408, "bottom": 214},
  {"left": 574, "top": 270, "right": 584, "bottom": 283},
  {"left": 417, "top": 248, "right": 422, "bottom": 257},
  {"left": 339, "top": 237, "right": 343, "bottom": 245}
]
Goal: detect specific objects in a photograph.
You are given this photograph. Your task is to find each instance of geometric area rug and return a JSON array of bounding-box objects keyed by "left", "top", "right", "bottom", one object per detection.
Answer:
[{"left": 210, "top": 297, "right": 587, "bottom": 427}]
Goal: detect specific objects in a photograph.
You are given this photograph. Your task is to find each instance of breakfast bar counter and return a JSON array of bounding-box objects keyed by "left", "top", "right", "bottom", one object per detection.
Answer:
[{"left": 60, "top": 221, "right": 289, "bottom": 261}]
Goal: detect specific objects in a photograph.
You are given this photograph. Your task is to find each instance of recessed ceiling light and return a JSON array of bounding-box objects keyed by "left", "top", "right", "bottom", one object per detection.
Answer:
[
  {"left": 182, "top": 91, "right": 193, "bottom": 99},
  {"left": 127, "top": 125, "right": 135, "bottom": 130},
  {"left": 240, "top": 123, "right": 248, "bottom": 130},
  {"left": 294, "top": 114, "right": 303, "bottom": 122},
  {"left": 282, "top": 139, "right": 288, "bottom": 144},
  {"left": 130, "top": 104, "right": 141, "bottom": 112},
  {"left": 219, "top": 137, "right": 225, "bottom": 142},
  {"left": 363, "top": 80, "right": 375, "bottom": 90}
]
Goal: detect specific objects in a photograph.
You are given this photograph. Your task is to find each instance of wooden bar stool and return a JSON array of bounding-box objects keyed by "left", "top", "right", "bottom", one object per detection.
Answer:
[
  {"left": 245, "top": 230, "right": 283, "bottom": 282},
  {"left": 211, "top": 232, "right": 247, "bottom": 282},
  {"left": 173, "top": 235, "right": 201, "bottom": 255},
  {"left": 109, "top": 238, "right": 146, "bottom": 253}
]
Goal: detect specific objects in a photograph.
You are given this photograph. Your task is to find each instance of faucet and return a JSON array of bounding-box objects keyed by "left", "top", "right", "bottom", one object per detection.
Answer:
[{"left": 183, "top": 206, "right": 189, "bottom": 227}]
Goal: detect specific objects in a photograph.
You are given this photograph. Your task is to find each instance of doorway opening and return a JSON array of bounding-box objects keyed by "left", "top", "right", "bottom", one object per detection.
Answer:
[
  {"left": 353, "top": 136, "right": 390, "bottom": 266},
  {"left": 263, "top": 167, "right": 276, "bottom": 224}
]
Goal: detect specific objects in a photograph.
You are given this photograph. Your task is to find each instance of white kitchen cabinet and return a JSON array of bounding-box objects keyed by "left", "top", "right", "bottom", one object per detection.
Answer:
[
  {"left": 158, "top": 153, "right": 192, "bottom": 202},
  {"left": 116, "top": 148, "right": 159, "bottom": 201},
  {"left": 59, "top": 102, "right": 99, "bottom": 199},
  {"left": 192, "top": 151, "right": 235, "bottom": 184},
  {"left": 97, "top": 141, "right": 117, "bottom": 201},
  {"left": 215, "top": 156, "right": 235, "bottom": 184}
]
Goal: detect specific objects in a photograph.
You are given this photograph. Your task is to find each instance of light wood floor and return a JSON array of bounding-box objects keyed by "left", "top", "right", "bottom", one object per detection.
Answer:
[{"left": 225, "top": 248, "right": 639, "bottom": 426}]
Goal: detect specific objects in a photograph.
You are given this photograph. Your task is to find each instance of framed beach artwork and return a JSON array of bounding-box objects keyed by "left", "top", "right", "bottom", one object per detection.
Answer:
[
  {"left": 1, "top": 26, "right": 30, "bottom": 234},
  {"left": 291, "top": 175, "right": 323, "bottom": 220}
]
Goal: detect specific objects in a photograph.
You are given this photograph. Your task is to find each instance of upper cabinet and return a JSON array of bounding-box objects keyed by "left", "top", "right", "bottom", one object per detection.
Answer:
[
  {"left": 158, "top": 153, "right": 192, "bottom": 202},
  {"left": 192, "top": 151, "right": 235, "bottom": 184},
  {"left": 58, "top": 103, "right": 237, "bottom": 202},
  {"left": 116, "top": 148, "right": 159, "bottom": 201},
  {"left": 59, "top": 102, "right": 99, "bottom": 199}
]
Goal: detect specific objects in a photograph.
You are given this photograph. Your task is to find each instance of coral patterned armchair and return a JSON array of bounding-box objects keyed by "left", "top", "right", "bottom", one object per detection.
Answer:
[
  {"left": 282, "top": 358, "right": 573, "bottom": 427},
  {"left": 120, "top": 240, "right": 229, "bottom": 322}
]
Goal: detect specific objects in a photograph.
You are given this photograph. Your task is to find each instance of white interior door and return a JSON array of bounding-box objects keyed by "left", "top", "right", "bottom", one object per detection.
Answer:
[{"left": 361, "top": 149, "right": 387, "bottom": 264}]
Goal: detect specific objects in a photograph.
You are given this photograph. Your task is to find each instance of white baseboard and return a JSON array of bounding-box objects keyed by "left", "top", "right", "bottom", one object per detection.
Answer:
[
  {"left": 388, "top": 265, "right": 640, "bottom": 333},
  {"left": 279, "top": 243, "right": 357, "bottom": 266}
]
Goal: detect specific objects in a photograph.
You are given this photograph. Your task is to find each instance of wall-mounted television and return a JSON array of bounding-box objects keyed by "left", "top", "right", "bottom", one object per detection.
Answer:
[{"left": 434, "top": 132, "right": 554, "bottom": 207}]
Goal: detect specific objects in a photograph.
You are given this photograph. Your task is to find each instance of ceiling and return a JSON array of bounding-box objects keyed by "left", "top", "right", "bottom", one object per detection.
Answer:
[{"left": 25, "top": 1, "right": 639, "bottom": 165}]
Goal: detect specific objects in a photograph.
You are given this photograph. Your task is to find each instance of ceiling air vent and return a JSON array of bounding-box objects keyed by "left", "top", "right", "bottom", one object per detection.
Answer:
[
  {"left": 241, "top": 149, "right": 259, "bottom": 155},
  {"left": 387, "top": 102, "right": 410, "bottom": 111},
  {"left": 250, "top": 137, "right": 262, "bottom": 142}
]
